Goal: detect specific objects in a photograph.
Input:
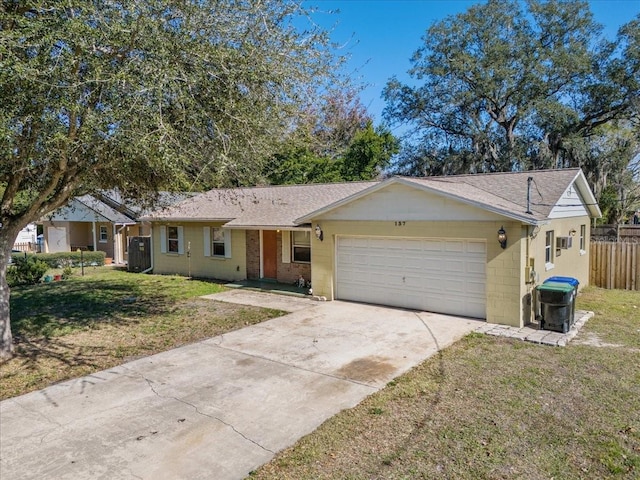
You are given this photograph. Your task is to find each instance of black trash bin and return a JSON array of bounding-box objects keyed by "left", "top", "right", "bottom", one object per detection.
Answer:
[
  {"left": 544, "top": 276, "right": 579, "bottom": 326},
  {"left": 536, "top": 282, "right": 575, "bottom": 333}
]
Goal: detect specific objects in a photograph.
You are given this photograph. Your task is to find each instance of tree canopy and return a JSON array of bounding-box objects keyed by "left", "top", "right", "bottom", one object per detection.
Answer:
[
  {"left": 383, "top": 0, "right": 640, "bottom": 181},
  {"left": 265, "top": 89, "right": 399, "bottom": 184},
  {"left": 0, "top": 0, "right": 348, "bottom": 358}
]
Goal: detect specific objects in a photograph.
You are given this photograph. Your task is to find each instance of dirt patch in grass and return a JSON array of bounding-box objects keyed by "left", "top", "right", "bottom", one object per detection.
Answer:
[
  {"left": 250, "top": 288, "right": 640, "bottom": 480},
  {"left": 1, "top": 269, "right": 282, "bottom": 399}
]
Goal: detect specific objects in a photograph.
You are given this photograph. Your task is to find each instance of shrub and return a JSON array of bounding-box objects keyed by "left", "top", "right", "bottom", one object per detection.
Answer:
[
  {"left": 7, "top": 256, "right": 49, "bottom": 287},
  {"left": 62, "top": 266, "right": 73, "bottom": 279},
  {"left": 10, "top": 251, "right": 106, "bottom": 268}
]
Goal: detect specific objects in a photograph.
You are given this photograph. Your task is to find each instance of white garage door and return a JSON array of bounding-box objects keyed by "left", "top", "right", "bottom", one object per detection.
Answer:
[{"left": 336, "top": 236, "right": 486, "bottom": 318}]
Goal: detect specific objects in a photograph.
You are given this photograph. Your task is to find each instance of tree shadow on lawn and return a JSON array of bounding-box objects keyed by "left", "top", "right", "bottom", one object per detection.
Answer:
[{"left": 11, "top": 278, "right": 179, "bottom": 339}]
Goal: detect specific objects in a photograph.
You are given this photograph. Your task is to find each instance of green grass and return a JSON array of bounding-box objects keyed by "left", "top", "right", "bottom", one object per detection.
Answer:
[
  {"left": 250, "top": 287, "right": 640, "bottom": 480},
  {"left": 1, "top": 267, "right": 282, "bottom": 399}
]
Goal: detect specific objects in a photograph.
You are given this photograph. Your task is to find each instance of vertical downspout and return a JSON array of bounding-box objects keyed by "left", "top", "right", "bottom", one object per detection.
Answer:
[
  {"left": 112, "top": 224, "right": 117, "bottom": 263},
  {"left": 259, "top": 230, "right": 264, "bottom": 278}
]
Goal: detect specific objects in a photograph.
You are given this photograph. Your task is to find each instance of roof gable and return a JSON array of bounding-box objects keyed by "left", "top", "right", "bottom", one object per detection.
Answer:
[
  {"left": 40, "top": 197, "right": 118, "bottom": 223},
  {"left": 315, "top": 182, "right": 505, "bottom": 222},
  {"left": 298, "top": 168, "right": 600, "bottom": 225}
]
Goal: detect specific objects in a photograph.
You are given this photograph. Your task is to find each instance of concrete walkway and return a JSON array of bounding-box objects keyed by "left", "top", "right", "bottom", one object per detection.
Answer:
[
  {"left": 476, "top": 310, "right": 594, "bottom": 346},
  {"left": 0, "top": 291, "right": 481, "bottom": 480}
]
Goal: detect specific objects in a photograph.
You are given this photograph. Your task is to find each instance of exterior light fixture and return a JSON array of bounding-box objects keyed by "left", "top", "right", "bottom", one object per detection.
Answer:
[
  {"left": 315, "top": 224, "right": 323, "bottom": 241},
  {"left": 497, "top": 226, "right": 507, "bottom": 249},
  {"left": 569, "top": 228, "right": 577, "bottom": 236}
]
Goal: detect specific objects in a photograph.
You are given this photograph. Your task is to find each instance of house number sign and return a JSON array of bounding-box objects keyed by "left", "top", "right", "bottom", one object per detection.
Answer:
[{"left": 394, "top": 221, "right": 406, "bottom": 226}]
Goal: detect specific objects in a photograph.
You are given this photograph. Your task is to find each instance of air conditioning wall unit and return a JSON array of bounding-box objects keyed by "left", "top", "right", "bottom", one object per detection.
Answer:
[{"left": 556, "top": 236, "right": 572, "bottom": 249}]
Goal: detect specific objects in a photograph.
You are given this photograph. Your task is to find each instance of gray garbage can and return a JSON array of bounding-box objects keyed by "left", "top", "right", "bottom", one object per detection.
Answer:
[
  {"left": 544, "top": 276, "right": 579, "bottom": 325},
  {"left": 536, "top": 282, "right": 575, "bottom": 333}
]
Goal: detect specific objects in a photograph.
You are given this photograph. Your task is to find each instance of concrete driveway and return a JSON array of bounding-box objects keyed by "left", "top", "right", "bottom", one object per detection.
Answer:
[{"left": 0, "top": 290, "right": 481, "bottom": 480}]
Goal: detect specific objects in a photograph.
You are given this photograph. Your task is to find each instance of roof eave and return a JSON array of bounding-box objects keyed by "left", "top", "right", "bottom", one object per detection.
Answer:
[
  {"left": 571, "top": 170, "right": 602, "bottom": 218},
  {"left": 224, "top": 224, "right": 312, "bottom": 230},
  {"left": 295, "top": 179, "right": 396, "bottom": 223},
  {"left": 140, "top": 217, "right": 235, "bottom": 223}
]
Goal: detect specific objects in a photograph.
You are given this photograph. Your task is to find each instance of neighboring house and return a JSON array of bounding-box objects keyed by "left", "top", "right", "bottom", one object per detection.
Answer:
[
  {"left": 143, "top": 168, "right": 601, "bottom": 328},
  {"left": 13, "top": 223, "right": 38, "bottom": 251},
  {"left": 39, "top": 191, "right": 192, "bottom": 264}
]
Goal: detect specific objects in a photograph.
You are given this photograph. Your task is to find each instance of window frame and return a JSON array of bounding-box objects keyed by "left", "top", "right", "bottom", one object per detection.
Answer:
[
  {"left": 545, "top": 230, "right": 554, "bottom": 269},
  {"left": 99, "top": 225, "right": 108, "bottom": 243},
  {"left": 212, "top": 227, "right": 226, "bottom": 257},
  {"left": 292, "top": 230, "right": 311, "bottom": 263},
  {"left": 579, "top": 224, "right": 586, "bottom": 252},
  {"left": 167, "top": 226, "right": 180, "bottom": 253}
]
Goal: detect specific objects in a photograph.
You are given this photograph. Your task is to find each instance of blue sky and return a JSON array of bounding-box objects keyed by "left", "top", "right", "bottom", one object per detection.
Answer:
[{"left": 306, "top": 0, "right": 640, "bottom": 128}]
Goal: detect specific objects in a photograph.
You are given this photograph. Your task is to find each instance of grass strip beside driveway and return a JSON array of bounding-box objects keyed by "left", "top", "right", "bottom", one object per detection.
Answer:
[
  {"left": 1, "top": 268, "right": 282, "bottom": 400},
  {"left": 250, "top": 287, "right": 640, "bottom": 480}
]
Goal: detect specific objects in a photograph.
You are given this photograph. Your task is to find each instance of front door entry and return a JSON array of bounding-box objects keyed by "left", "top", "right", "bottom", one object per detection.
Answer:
[{"left": 262, "top": 230, "right": 277, "bottom": 279}]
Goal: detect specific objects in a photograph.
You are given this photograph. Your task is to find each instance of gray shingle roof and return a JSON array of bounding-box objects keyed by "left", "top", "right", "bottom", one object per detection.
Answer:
[
  {"left": 144, "top": 182, "right": 376, "bottom": 227},
  {"left": 400, "top": 168, "right": 583, "bottom": 222},
  {"left": 75, "top": 195, "right": 135, "bottom": 224},
  {"left": 145, "top": 168, "right": 598, "bottom": 228}
]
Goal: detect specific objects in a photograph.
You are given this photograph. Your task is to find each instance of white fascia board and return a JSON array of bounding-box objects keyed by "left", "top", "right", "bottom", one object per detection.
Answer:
[
  {"left": 223, "top": 224, "right": 312, "bottom": 231},
  {"left": 140, "top": 217, "right": 234, "bottom": 223},
  {"left": 295, "top": 179, "right": 396, "bottom": 224},
  {"left": 298, "top": 176, "right": 541, "bottom": 226},
  {"left": 393, "top": 177, "right": 544, "bottom": 225},
  {"left": 572, "top": 170, "right": 602, "bottom": 218}
]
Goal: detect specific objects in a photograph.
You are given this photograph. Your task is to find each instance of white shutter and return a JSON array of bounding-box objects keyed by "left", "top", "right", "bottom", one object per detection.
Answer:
[
  {"left": 203, "top": 227, "right": 211, "bottom": 257},
  {"left": 177, "top": 226, "right": 184, "bottom": 254},
  {"left": 282, "top": 231, "right": 291, "bottom": 264},
  {"left": 224, "top": 229, "right": 232, "bottom": 258},
  {"left": 160, "top": 226, "right": 167, "bottom": 254}
]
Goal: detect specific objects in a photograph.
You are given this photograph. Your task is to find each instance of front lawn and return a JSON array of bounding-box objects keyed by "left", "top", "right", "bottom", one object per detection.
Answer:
[
  {"left": 1, "top": 268, "right": 282, "bottom": 400},
  {"left": 250, "top": 287, "right": 640, "bottom": 480}
]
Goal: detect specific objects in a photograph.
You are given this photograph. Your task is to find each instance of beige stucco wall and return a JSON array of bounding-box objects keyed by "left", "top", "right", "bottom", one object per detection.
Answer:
[
  {"left": 310, "top": 219, "right": 525, "bottom": 327},
  {"left": 152, "top": 222, "right": 246, "bottom": 281},
  {"left": 528, "top": 216, "right": 591, "bottom": 288}
]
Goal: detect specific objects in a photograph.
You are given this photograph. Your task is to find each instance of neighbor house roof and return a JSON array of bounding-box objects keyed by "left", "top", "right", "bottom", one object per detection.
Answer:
[
  {"left": 76, "top": 195, "right": 136, "bottom": 224},
  {"left": 142, "top": 182, "right": 376, "bottom": 228},
  {"left": 297, "top": 168, "right": 601, "bottom": 225},
  {"left": 40, "top": 191, "right": 195, "bottom": 224}
]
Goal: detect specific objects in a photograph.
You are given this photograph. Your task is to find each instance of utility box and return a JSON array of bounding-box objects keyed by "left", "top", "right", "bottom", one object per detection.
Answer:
[
  {"left": 536, "top": 282, "right": 575, "bottom": 333},
  {"left": 128, "top": 236, "right": 152, "bottom": 273}
]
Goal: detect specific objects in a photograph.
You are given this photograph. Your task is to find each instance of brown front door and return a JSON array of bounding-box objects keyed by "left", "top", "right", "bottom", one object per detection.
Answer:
[{"left": 262, "top": 230, "right": 277, "bottom": 279}]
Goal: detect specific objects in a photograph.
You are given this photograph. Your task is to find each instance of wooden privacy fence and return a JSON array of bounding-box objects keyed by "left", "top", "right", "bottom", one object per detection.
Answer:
[{"left": 590, "top": 241, "right": 639, "bottom": 291}]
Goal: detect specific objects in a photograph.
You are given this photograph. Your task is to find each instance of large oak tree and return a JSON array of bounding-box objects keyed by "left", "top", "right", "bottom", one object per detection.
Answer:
[
  {"left": 383, "top": 0, "right": 640, "bottom": 183},
  {"left": 0, "top": 0, "right": 347, "bottom": 359}
]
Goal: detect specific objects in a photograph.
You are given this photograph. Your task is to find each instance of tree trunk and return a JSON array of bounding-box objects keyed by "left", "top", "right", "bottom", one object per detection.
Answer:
[{"left": 0, "top": 228, "right": 17, "bottom": 361}]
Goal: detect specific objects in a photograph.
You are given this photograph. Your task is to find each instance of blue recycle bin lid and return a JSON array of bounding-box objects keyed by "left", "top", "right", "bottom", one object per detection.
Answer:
[
  {"left": 544, "top": 276, "right": 579, "bottom": 287},
  {"left": 536, "top": 282, "right": 574, "bottom": 293}
]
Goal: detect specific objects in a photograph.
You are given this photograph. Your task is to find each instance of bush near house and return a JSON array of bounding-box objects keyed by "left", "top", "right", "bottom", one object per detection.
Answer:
[
  {"left": 10, "top": 251, "right": 106, "bottom": 268},
  {"left": 7, "top": 256, "right": 49, "bottom": 287}
]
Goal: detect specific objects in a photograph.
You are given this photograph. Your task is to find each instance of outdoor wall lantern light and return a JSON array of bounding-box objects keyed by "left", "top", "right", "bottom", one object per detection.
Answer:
[
  {"left": 315, "top": 224, "right": 324, "bottom": 241},
  {"left": 569, "top": 228, "right": 577, "bottom": 236},
  {"left": 497, "top": 226, "right": 507, "bottom": 249}
]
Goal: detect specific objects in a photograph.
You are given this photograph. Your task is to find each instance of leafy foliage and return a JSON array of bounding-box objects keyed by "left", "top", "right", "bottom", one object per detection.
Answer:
[
  {"left": 7, "top": 256, "right": 48, "bottom": 287},
  {"left": 383, "top": 0, "right": 640, "bottom": 186},
  {"left": 0, "top": 0, "right": 348, "bottom": 357},
  {"left": 266, "top": 88, "right": 399, "bottom": 184}
]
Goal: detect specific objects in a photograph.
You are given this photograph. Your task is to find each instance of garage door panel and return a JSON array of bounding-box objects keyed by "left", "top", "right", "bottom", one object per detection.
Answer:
[
  {"left": 445, "top": 241, "right": 464, "bottom": 252},
  {"left": 337, "top": 236, "right": 486, "bottom": 319},
  {"left": 467, "top": 241, "right": 487, "bottom": 254}
]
